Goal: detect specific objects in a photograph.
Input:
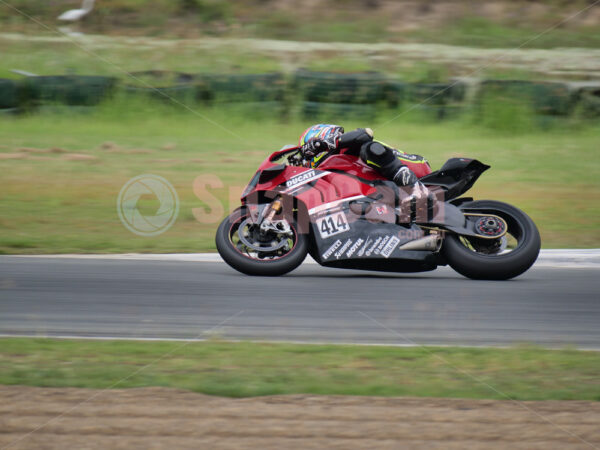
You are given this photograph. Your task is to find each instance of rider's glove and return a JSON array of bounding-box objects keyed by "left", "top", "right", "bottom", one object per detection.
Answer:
[
  {"left": 301, "top": 139, "right": 334, "bottom": 158},
  {"left": 413, "top": 181, "right": 430, "bottom": 199},
  {"left": 393, "top": 166, "right": 418, "bottom": 186}
]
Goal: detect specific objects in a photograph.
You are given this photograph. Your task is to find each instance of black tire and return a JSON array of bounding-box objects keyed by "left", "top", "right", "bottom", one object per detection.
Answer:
[
  {"left": 215, "top": 206, "right": 308, "bottom": 276},
  {"left": 442, "top": 200, "right": 541, "bottom": 280}
]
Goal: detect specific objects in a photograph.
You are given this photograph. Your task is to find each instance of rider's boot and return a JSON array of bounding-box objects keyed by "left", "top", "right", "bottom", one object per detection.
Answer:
[{"left": 361, "top": 142, "right": 435, "bottom": 222}]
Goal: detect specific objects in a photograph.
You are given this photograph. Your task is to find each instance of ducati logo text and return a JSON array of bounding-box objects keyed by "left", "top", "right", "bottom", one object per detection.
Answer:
[{"left": 286, "top": 170, "right": 316, "bottom": 188}]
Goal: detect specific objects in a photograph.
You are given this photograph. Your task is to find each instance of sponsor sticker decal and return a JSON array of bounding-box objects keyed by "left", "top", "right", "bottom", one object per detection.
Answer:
[
  {"left": 322, "top": 239, "right": 342, "bottom": 260},
  {"left": 374, "top": 236, "right": 391, "bottom": 255},
  {"left": 346, "top": 238, "right": 364, "bottom": 258},
  {"left": 380, "top": 235, "right": 401, "bottom": 258},
  {"left": 365, "top": 237, "right": 382, "bottom": 257},
  {"left": 357, "top": 238, "right": 373, "bottom": 257},
  {"left": 375, "top": 205, "right": 388, "bottom": 215},
  {"left": 316, "top": 211, "right": 350, "bottom": 239},
  {"left": 334, "top": 239, "right": 353, "bottom": 259}
]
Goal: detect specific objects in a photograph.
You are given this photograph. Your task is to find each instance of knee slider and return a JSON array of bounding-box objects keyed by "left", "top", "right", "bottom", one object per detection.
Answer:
[
  {"left": 369, "top": 142, "right": 387, "bottom": 157},
  {"left": 361, "top": 142, "right": 395, "bottom": 166}
]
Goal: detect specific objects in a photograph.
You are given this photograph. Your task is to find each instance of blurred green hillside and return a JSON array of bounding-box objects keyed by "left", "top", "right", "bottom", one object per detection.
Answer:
[{"left": 1, "top": 0, "right": 600, "bottom": 48}]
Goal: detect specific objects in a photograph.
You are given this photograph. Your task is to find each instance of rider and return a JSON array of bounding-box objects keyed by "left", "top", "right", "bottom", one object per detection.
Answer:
[{"left": 298, "top": 124, "right": 429, "bottom": 187}]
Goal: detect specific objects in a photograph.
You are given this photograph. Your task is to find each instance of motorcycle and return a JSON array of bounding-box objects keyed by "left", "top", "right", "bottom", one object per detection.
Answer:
[{"left": 215, "top": 145, "right": 540, "bottom": 280}]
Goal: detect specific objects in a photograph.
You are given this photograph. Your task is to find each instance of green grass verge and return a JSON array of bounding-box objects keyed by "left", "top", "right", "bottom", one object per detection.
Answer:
[
  {"left": 1, "top": 99, "right": 599, "bottom": 253},
  {"left": 1, "top": 338, "right": 599, "bottom": 400}
]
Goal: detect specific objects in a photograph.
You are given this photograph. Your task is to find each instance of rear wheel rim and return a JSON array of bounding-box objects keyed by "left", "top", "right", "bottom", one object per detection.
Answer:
[{"left": 458, "top": 210, "right": 525, "bottom": 257}]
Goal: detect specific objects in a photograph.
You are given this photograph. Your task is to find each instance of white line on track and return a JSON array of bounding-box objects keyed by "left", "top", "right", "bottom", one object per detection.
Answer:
[
  {"left": 9, "top": 250, "right": 600, "bottom": 269},
  {"left": 1, "top": 334, "right": 599, "bottom": 351}
]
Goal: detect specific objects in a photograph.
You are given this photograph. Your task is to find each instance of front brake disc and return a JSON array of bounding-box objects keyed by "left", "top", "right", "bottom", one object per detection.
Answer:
[{"left": 237, "top": 218, "right": 289, "bottom": 253}]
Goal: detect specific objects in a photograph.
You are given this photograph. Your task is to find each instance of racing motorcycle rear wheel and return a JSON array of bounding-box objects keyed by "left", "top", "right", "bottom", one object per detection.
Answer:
[
  {"left": 216, "top": 206, "right": 308, "bottom": 276},
  {"left": 441, "top": 200, "right": 541, "bottom": 280}
]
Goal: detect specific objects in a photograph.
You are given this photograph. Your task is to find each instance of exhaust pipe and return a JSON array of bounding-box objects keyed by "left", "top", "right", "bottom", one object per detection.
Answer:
[{"left": 398, "top": 235, "right": 441, "bottom": 252}]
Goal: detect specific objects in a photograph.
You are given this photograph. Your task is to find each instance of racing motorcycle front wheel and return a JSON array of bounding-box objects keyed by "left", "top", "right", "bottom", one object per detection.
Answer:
[
  {"left": 441, "top": 200, "right": 541, "bottom": 280},
  {"left": 216, "top": 206, "right": 308, "bottom": 276}
]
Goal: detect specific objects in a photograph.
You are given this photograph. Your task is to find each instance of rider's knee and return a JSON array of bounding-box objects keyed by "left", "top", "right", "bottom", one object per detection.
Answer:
[{"left": 360, "top": 142, "right": 394, "bottom": 166}]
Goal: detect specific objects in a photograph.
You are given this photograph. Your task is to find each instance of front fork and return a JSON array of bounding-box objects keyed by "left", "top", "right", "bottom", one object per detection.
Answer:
[{"left": 256, "top": 197, "right": 292, "bottom": 237}]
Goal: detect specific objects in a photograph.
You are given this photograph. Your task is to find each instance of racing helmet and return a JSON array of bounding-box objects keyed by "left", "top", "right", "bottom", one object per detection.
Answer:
[
  {"left": 298, "top": 124, "right": 344, "bottom": 167},
  {"left": 299, "top": 123, "right": 344, "bottom": 148}
]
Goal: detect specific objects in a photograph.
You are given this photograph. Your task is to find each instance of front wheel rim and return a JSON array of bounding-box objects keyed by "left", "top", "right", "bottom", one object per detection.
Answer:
[{"left": 228, "top": 214, "right": 298, "bottom": 261}]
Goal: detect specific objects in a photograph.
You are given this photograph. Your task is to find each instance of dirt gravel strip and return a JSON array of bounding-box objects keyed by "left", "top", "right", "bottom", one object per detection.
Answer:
[
  {"left": 2, "top": 33, "right": 600, "bottom": 78},
  {"left": 1, "top": 386, "right": 599, "bottom": 449}
]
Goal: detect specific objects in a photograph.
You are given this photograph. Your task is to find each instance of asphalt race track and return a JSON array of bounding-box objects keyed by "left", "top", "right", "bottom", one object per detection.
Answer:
[{"left": 1, "top": 254, "right": 599, "bottom": 349}]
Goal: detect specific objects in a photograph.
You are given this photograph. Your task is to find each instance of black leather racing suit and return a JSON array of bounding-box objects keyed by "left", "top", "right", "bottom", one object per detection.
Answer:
[{"left": 336, "top": 128, "right": 428, "bottom": 186}]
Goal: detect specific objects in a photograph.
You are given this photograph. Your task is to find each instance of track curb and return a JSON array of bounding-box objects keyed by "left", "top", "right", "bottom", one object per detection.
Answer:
[{"left": 8, "top": 249, "right": 600, "bottom": 268}]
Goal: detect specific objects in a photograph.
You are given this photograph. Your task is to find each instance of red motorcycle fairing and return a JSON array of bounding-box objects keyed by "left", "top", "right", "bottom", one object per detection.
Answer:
[
  {"left": 239, "top": 148, "right": 442, "bottom": 271},
  {"left": 240, "top": 148, "right": 440, "bottom": 223},
  {"left": 242, "top": 147, "right": 432, "bottom": 205},
  {"left": 242, "top": 151, "right": 379, "bottom": 213},
  {"left": 317, "top": 154, "right": 385, "bottom": 182}
]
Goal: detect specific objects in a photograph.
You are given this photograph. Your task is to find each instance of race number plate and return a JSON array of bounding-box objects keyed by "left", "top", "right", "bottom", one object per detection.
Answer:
[{"left": 316, "top": 212, "right": 349, "bottom": 239}]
